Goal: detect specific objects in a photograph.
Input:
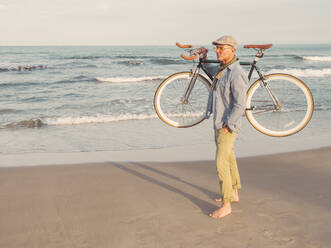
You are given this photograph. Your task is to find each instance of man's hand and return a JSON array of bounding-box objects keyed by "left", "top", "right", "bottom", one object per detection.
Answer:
[{"left": 222, "top": 123, "right": 231, "bottom": 133}]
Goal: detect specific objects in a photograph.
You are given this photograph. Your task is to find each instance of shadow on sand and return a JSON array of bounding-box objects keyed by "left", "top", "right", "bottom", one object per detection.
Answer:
[{"left": 109, "top": 162, "right": 217, "bottom": 215}]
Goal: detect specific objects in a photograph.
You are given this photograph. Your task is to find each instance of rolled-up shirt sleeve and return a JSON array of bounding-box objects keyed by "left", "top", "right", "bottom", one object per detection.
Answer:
[{"left": 226, "top": 72, "right": 248, "bottom": 131}]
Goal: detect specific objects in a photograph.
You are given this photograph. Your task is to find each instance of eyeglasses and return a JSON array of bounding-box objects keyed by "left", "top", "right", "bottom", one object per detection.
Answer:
[{"left": 214, "top": 46, "right": 231, "bottom": 52}]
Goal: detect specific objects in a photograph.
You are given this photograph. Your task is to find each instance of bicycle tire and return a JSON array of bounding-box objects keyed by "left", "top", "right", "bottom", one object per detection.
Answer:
[
  {"left": 154, "top": 72, "right": 212, "bottom": 128},
  {"left": 246, "top": 73, "right": 314, "bottom": 137}
]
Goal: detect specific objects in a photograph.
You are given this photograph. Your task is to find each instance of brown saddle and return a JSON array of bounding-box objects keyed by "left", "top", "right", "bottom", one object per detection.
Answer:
[{"left": 244, "top": 44, "right": 273, "bottom": 49}]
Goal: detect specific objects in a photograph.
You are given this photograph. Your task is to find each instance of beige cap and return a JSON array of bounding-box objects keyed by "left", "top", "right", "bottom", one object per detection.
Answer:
[{"left": 212, "top": 35, "right": 237, "bottom": 49}]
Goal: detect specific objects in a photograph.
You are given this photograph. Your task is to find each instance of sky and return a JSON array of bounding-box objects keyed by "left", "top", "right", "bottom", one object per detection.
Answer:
[{"left": 0, "top": 0, "right": 330, "bottom": 46}]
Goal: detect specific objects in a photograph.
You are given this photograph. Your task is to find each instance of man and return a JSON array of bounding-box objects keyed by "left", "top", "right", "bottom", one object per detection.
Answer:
[{"left": 205, "top": 35, "right": 248, "bottom": 218}]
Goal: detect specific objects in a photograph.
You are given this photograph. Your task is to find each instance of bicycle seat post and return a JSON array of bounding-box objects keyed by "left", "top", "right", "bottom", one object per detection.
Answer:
[
  {"left": 243, "top": 43, "right": 272, "bottom": 65},
  {"left": 254, "top": 49, "right": 264, "bottom": 62}
]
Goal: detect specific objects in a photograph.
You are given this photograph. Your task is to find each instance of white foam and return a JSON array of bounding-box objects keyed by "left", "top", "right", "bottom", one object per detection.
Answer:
[
  {"left": 44, "top": 114, "right": 158, "bottom": 126},
  {"left": 267, "top": 68, "right": 331, "bottom": 77},
  {"left": 303, "top": 56, "right": 331, "bottom": 62},
  {"left": 96, "top": 75, "right": 165, "bottom": 83},
  {"left": 43, "top": 112, "right": 205, "bottom": 126}
]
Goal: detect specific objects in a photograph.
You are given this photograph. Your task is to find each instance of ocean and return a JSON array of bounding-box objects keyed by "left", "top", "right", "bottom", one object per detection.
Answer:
[{"left": 1, "top": 44, "right": 331, "bottom": 165}]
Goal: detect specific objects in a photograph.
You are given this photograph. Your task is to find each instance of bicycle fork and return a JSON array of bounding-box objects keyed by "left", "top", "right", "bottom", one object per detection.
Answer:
[
  {"left": 181, "top": 66, "right": 201, "bottom": 104},
  {"left": 261, "top": 79, "right": 282, "bottom": 111},
  {"left": 254, "top": 60, "right": 282, "bottom": 111}
]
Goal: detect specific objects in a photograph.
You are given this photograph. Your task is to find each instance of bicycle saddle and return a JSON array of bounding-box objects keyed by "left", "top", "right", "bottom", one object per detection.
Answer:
[{"left": 244, "top": 44, "right": 273, "bottom": 49}]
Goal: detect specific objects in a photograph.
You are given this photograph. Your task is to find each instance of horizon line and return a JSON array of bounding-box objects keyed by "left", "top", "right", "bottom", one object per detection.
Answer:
[{"left": 1, "top": 43, "right": 331, "bottom": 47}]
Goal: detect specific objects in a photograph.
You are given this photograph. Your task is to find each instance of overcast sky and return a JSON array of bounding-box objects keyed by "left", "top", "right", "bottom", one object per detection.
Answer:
[{"left": 1, "top": 0, "right": 330, "bottom": 45}]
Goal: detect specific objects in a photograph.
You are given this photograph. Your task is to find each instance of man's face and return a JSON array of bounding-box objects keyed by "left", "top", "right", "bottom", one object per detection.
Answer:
[{"left": 215, "top": 45, "right": 235, "bottom": 63}]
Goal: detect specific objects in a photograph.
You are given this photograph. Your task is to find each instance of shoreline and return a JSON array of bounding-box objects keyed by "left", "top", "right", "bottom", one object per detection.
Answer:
[
  {"left": 1, "top": 144, "right": 331, "bottom": 168},
  {"left": 2, "top": 107, "right": 331, "bottom": 168},
  {"left": 2, "top": 108, "right": 331, "bottom": 168}
]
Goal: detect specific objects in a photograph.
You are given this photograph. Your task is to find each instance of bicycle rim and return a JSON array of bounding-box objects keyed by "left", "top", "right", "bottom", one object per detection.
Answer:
[
  {"left": 246, "top": 74, "right": 314, "bottom": 137},
  {"left": 154, "top": 72, "right": 211, "bottom": 128}
]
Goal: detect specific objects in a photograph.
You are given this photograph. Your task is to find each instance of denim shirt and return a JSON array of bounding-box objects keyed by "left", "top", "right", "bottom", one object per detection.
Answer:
[{"left": 204, "top": 61, "right": 248, "bottom": 133}]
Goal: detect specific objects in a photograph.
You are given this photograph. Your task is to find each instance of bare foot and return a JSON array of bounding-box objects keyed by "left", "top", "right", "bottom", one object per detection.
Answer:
[
  {"left": 209, "top": 203, "right": 232, "bottom": 219},
  {"left": 233, "top": 188, "right": 240, "bottom": 202}
]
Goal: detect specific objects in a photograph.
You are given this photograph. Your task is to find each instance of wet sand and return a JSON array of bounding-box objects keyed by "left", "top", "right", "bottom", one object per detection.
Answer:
[{"left": 1, "top": 147, "right": 331, "bottom": 248}]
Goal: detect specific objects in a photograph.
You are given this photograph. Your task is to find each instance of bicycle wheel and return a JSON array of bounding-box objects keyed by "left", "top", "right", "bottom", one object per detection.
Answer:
[
  {"left": 154, "top": 72, "right": 211, "bottom": 128},
  {"left": 246, "top": 73, "right": 314, "bottom": 137}
]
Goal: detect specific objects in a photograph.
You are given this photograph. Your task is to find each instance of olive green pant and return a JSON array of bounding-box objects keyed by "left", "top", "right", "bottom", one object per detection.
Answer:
[{"left": 215, "top": 128, "right": 241, "bottom": 203}]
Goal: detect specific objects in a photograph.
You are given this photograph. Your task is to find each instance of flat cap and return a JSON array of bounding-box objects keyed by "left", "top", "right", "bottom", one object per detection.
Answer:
[{"left": 212, "top": 35, "right": 237, "bottom": 49}]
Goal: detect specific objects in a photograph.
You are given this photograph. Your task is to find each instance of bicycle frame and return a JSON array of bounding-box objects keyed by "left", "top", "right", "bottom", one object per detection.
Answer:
[
  {"left": 201, "top": 56, "right": 262, "bottom": 82},
  {"left": 182, "top": 52, "right": 282, "bottom": 110}
]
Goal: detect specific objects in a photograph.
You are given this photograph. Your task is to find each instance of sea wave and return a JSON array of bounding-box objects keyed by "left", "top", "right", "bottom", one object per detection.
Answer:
[
  {"left": 117, "top": 60, "right": 144, "bottom": 66},
  {"left": 314, "top": 106, "right": 331, "bottom": 111},
  {"left": 0, "top": 65, "right": 47, "bottom": 72},
  {"left": 1, "top": 112, "right": 206, "bottom": 128},
  {"left": 149, "top": 58, "right": 185, "bottom": 65},
  {"left": 0, "top": 81, "right": 43, "bottom": 88},
  {"left": 96, "top": 75, "right": 165, "bottom": 83},
  {"left": 54, "top": 75, "right": 95, "bottom": 84},
  {"left": 44, "top": 114, "right": 158, "bottom": 126},
  {"left": 254, "top": 54, "right": 331, "bottom": 62},
  {"left": 55, "top": 61, "right": 98, "bottom": 69},
  {"left": 302, "top": 56, "right": 331, "bottom": 62},
  {"left": 64, "top": 55, "right": 112, "bottom": 60},
  {"left": 265, "top": 54, "right": 303, "bottom": 60},
  {"left": 114, "top": 55, "right": 185, "bottom": 65},
  {"left": 0, "top": 75, "right": 95, "bottom": 88},
  {"left": 44, "top": 112, "right": 206, "bottom": 126},
  {"left": 114, "top": 55, "right": 156, "bottom": 59},
  {"left": 266, "top": 68, "right": 331, "bottom": 77}
]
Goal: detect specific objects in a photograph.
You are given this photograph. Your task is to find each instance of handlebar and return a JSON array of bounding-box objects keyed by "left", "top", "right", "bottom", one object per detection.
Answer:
[
  {"left": 176, "top": 42, "right": 208, "bottom": 61},
  {"left": 176, "top": 42, "right": 193, "bottom": 49},
  {"left": 180, "top": 53, "right": 199, "bottom": 60}
]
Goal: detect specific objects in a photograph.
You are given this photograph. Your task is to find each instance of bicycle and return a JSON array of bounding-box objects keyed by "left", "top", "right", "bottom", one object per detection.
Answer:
[{"left": 154, "top": 42, "right": 314, "bottom": 137}]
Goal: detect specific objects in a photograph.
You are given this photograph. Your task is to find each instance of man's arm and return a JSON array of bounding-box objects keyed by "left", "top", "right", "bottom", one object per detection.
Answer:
[{"left": 226, "top": 72, "right": 248, "bottom": 131}]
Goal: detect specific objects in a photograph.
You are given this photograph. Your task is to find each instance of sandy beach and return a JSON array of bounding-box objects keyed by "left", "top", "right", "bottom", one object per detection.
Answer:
[{"left": 1, "top": 147, "right": 330, "bottom": 248}]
